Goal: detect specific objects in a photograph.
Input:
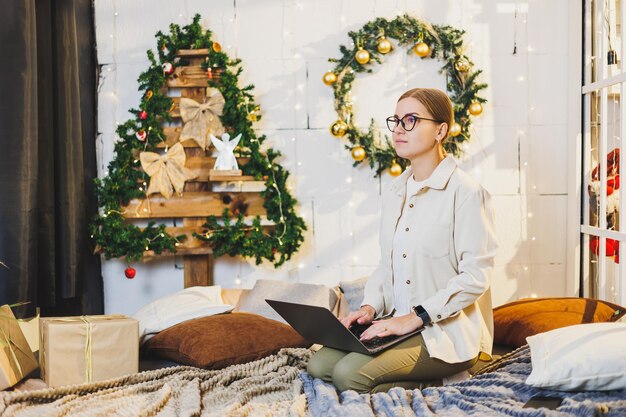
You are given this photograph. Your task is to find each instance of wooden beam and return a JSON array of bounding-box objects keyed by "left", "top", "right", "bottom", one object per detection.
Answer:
[
  {"left": 122, "top": 192, "right": 266, "bottom": 218},
  {"left": 184, "top": 254, "right": 214, "bottom": 287},
  {"left": 182, "top": 145, "right": 213, "bottom": 287}
]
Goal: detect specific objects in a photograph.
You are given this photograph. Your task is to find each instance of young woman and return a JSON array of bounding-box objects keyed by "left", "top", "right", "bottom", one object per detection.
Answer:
[{"left": 307, "top": 88, "right": 498, "bottom": 393}]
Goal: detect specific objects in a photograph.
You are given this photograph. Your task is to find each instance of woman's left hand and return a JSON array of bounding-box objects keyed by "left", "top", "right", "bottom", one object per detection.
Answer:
[{"left": 359, "top": 314, "right": 423, "bottom": 341}]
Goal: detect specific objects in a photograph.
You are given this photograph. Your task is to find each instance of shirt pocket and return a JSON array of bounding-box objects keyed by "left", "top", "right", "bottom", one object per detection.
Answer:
[{"left": 417, "top": 222, "right": 451, "bottom": 258}]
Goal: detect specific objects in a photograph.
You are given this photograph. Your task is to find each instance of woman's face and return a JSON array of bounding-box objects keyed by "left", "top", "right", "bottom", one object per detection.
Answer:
[{"left": 391, "top": 97, "right": 444, "bottom": 160}]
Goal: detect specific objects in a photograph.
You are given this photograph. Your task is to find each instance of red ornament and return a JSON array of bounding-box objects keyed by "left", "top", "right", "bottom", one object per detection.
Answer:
[
  {"left": 207, "top": 68, "right": 213, "bottom": 79},
  {"left": 162, "top": 62, "right": 174, "bottom": 75},
  {"left": 135, "top": 130, "right": 147, "bottom": 141},
  {"left": 590, "top": 237, "right": 619, "bottom": 257},
  {"left": 272, "top": 247, "right": 277, "bottom": 254},
  {"left": 139, "top": 110, "right": 148, "bottom": 120},
  {"left": 125, "top": 267, "right": 136, "bottom": 279},
  {"left": 592, "top": 148, "right": 620, "bottom": 180}
]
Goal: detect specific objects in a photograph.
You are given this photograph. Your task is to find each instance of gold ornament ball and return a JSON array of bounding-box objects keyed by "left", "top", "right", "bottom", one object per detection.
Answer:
[
  {"left": 414, "top": 42, "right": 430, "bottom": 57},
  {"left": 351, "top": 146, "right": 366, "bottom": 161},
  {"left": 449, "top": 122, "right": 462, "bottom": 137},
  {"left": 377, "top": 38, "right": 392, "bottom": 54},
  {"left": 355, "top": 48, "right": 371, "bottom": 64},
  {"left": 469, "top": 101, "right": 483, "bottom": 116},
  {"left": 322, "top": 71, "right": 338, "bottom": 86},
  {"left": 330, "top": 120, "right": 348, "bottom": 137},
  {"left": 389, "top": 162, "right": 403, "bottom": 177},
  {"left": 455, "top": 58, "right": 470, "bottom": 72},
  {"left": 212, "top": 42, "right": 222, "bottom": 53}
]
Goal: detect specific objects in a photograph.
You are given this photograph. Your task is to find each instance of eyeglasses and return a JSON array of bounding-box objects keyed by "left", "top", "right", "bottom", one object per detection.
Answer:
[{"left": 385, "top": 113, "right": 443, "bottom": 132}]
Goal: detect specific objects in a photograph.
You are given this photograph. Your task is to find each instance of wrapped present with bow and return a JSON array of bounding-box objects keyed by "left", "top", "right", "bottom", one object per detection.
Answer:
[
  {"left": 0, "top": 304, "right": 39, "bottom": 390},
  {"left": 40, "top": 315, "right": 138, "bottom": 388},
  {"left": 179, "top": 87, "right": 226, "bottom": 149},
  {"left": 140, "top": 142, "right": 197, "bottom": 199}
]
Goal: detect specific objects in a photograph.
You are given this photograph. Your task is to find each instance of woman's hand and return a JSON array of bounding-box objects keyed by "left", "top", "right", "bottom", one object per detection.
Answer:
[
  {"left": 359, "top": 314, "right": 423, "bottom": 341},
  {"left": 340, "top": 305, "right": 375, "bottom": 328}
]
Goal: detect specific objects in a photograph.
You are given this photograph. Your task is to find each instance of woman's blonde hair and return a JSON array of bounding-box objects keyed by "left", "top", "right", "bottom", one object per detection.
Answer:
[{"left": 398, "top": 88, "right": 453, "bottom": 137}]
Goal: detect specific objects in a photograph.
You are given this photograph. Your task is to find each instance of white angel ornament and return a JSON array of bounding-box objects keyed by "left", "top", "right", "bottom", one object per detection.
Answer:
[{"left": 210, "top": 133, "right": 242, "bottom": 170}]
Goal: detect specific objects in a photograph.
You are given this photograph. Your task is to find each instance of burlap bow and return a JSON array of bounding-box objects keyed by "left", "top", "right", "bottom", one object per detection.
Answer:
[
  {"left": 139, "top": 143, "right": 196, "bottom": 199},
  {"left": 179, "top": 87, "right": 226, "bottom": 149}
]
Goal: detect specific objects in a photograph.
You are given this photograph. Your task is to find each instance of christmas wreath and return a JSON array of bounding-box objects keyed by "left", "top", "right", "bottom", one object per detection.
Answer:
[
  {"left": 90, "top": 15, "right": 306, "bottom": 267},
  {"left": 324, "top": 14, "right": 487, "bottom": 176}
]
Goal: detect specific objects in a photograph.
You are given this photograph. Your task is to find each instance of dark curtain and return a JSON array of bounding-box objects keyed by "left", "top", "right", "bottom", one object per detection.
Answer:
[{"left": 0, "top": 0, "right": 103, "bottom": 316}]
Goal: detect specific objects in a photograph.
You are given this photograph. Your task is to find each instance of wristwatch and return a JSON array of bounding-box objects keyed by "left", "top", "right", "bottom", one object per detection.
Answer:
[{"left": 412, "top": 305, "right": 432, "bottom": 326}]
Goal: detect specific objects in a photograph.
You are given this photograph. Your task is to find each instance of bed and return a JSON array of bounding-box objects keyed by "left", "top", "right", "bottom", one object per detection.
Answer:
[
  {"left": 2, "top": 283, "right": 625, "bottom": 416},
  {"left": 1, "top": 344, "right": 625, "bottom": 417}
]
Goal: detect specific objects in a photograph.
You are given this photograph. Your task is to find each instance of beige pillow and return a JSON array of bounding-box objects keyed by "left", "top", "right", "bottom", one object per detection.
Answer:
[
  {"left": 493, "top": 297, "right": 625, "bottom": 347},
  {"left": 235, "top": 279, "right": 338, "bottom": 324}
]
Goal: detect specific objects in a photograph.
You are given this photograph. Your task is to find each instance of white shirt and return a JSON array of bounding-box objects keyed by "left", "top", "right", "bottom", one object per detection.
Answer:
[
  {"left": 361, "top": 156, "right": 498, "bottom": 363},
  {"left": 392, "top": 174, "right": 427, "bottom": 316}
]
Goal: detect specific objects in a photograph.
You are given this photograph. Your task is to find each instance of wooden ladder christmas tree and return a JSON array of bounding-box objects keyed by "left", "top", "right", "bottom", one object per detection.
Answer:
[{"left": 91, "top": 16, "right": 305, "bottom": 286}]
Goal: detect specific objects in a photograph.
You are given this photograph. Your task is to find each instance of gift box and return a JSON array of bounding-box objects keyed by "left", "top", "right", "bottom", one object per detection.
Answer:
[
  {"left": 40, "top": 315, "right": 139, "bottom": 387},
  {"left": 0, "top": 305, "right": 39, "bottom": 390}
]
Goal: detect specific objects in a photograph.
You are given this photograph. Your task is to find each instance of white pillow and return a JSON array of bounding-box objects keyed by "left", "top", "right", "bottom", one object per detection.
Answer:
[
  {"left": 526, "top": 322, "right": 626, "bottom": 391},
  {"left": 133, "top": 286, "right": 233, "bottom": 344}
]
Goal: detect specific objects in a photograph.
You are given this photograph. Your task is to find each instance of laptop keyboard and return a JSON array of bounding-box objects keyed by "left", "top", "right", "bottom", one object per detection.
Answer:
[{"left": 349, "top": 323, "right": 402, "bottom": 350}]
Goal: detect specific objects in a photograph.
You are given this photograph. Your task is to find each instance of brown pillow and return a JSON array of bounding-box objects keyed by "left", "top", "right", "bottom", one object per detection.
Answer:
[
  {"left": 494, "top": 297, "right": 625, "bottom": 348},
  {"left": 143, "top": 312, "right": 311, "bottom": 369}
]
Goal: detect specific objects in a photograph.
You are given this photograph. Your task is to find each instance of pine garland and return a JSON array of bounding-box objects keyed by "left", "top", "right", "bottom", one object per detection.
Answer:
[
  {"left": 326, "top": 14, "right": 488, "bottom": 176},
  {"left": 91, "top": 15, "right": 306, "bottom": 266}
]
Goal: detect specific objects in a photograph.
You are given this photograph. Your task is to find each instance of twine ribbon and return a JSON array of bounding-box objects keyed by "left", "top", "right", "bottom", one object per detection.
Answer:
[
  {"left": 0, "top": 327, "right": 24, "bottom": 380},
  {"left": 179, "top": 87, "right": 226, "bottom": 149},
  {"left": 52, "top": 315, "right": 126, "bottom": 383},
  {"left": 139, "top": 142, "right": 196, "bottom": 199}
]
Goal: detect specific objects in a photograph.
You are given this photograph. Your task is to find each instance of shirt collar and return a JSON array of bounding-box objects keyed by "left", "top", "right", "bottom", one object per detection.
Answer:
[{"left": 389, "top": 155, "right": 457, "bottom": 196}]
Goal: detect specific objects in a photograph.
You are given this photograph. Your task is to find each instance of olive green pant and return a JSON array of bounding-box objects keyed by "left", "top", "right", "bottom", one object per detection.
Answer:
[{"left": 307, "top": 334, "right": 477, "bottom": 393}]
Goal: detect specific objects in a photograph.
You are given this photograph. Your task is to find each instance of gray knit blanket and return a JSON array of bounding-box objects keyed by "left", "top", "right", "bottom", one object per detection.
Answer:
[
  {"left": 0, "top": 348, "right": 312, "bottom": 417},
  {"left": 302, "top": 345, "right": 626, "bottom": 417}
]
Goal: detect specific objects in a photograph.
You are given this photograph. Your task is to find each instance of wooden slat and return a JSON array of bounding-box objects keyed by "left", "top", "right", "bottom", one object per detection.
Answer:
[
  {"left": 186, "top": 157, "right": 253, "bottom": 181},
  {"left": 167, "top": 66, "right": 210, "bottom": 88},
  {"left": 142, "top": 225, "right": 212, "bottom": 258},
  {"left": 188, "top": 158, "right": 255, "bottom": 182},
  {"left": 140, "top": 223, "right": 274, "bottom": 259},
  {"left": 176, "top": 49, "right": 210, "bottom": 57},
  {"left": 144, "top": 246, "right": 213, "bottom": 258},
  {"left": 158, "top": 128, "right": 253, "bottom": 152},
  {"left": 123, "top": 192, "right": 266, "bottom": 218},
  {"left": 132, "top": 154, "right": 254, "bottom": 182}
]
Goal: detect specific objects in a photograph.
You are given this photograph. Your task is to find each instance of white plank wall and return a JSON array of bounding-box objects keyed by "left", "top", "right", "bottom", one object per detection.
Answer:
[{"left": 95, "top": 0, "right": 576, "bottom": 315}]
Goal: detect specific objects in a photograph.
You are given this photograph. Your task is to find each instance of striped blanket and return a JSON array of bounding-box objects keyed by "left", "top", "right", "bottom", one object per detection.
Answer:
[{"left": 302, "top": 346, "right": 626, "bottom": 417}]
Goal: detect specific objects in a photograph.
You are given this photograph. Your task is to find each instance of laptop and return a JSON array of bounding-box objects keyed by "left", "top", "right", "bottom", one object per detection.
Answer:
[{"left": 266, "top": 299, "right": 424, "bottom": 355}]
